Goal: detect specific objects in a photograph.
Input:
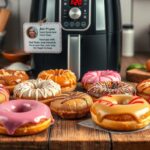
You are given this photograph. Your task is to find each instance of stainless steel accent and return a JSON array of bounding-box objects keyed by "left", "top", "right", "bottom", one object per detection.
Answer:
[
  {"left": 46, "top": 0, "right": 55, "bottom": 22},
  {"left": 69, "top": 7, "right": 82, "bottom": 20},
  {"left": 68, "top": 34, "right": 81, "bottom": 79},
  {"left": 96, "top": 0, "right": 106, "bottom": 31},
  {"left": 60, "top": 0, "right": 91, "bottom": 31}
]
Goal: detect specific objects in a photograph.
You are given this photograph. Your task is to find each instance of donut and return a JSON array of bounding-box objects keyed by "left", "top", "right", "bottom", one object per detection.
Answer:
[
  {"left": 0, "top": 100, "right": 54, "bottom": 135},
  {"left": 0, "top": 69, "right": 29, "bottom": 93},
  {"left": 137, "top": 79, "right": 150, "bottom": 103},
  {"left": 87, "top": 82, "right": 136, "bottom": 101},
  {"left": 49, "top": 91, "right": 93, "bottom": 119},
  {"left": 81, "top": 70, "right": 121, "bottom": 89},
  {"left": 38, "top": 69, "right": 77, "bottom": 92},
  {"left": 90, "top": 95, "right": 150, "bottom": 131},
  {"left": 0, "top": 86, "right": 9, "bottom": 104},
  {"left": 13, "top": 79, "right": 61, "bottom": 104}
]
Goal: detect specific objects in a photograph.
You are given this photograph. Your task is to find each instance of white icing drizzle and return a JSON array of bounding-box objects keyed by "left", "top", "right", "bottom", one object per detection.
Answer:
[{"left": 14, "top": 79, "right": 61, "bottom": 100}]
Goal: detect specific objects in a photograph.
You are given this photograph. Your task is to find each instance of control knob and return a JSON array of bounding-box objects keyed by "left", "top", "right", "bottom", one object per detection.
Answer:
[{"left": 69, "top": 7, "right": 81, "bottom": 20}]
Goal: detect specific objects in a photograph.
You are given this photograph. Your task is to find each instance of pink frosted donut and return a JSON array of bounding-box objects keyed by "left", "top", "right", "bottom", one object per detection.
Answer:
[
  {"left": 82, "top": 70, "right": 121, "bottom": 89},
  {"left": 0, "top": 100, "right": 54, "bottom": 135}
]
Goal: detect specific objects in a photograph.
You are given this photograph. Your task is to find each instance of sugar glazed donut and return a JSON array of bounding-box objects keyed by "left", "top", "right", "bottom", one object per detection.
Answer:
[
  {"left": 0, "top": 69, "right": 29, "bottom": 93},
  {"left": 13, "top": 79, "right": 61, "bottom": 104},
  {"left": 82, "top": 70, "right": 121, "bottom": 90},
  {"left": 0, "top": 100, "right": 54, "bottom": 135},
  {"left": 49, "top": 91, "right": 93, "bottom": 119},
  {"left": 91, "top": 95, "right": 150, "bottom": 131},
  {"left": 0, "top": 86, "right": 9, "bottom": 104},
  {"left": 38, "top": 69, "right": 77, "bottom": 92},
  {"left": 137, "top": 79, "right": 150, "bottom": 103},
  {"left": 87, "top": 82, "right": 136, "bottom": 101}
]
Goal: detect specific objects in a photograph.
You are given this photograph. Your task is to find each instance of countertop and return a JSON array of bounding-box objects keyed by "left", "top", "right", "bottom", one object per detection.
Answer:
[{"left": 0, "top": 53, "right": 150, "bottom": 150}]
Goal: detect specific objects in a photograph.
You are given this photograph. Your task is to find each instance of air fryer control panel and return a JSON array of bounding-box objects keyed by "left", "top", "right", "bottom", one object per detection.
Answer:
[{"left": 60, "top": 0, "right": 91, "bottom": 31}]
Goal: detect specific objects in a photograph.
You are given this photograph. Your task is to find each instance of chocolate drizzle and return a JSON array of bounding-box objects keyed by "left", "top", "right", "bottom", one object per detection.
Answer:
[
  {"left": 49, "top": 92, "right": 88, "bottom": 104},
  {"left": 87, "top": 82, "right": 136, "bottom": 98}
]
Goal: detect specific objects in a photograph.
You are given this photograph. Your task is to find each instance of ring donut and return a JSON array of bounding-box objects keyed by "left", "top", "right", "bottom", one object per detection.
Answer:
[
  {"left": 49, "top": 91, "right": 93, "bottom": 119},
  {"left": 38, "top": 69, "right": 77, "bottom": 92},
  {"left": 90, "top": 95, "right": 150, "bottom": 131},
  {"left": 82, "top": 70, "right": 121, "bottom": 90},
  {"left": 13, "top": 79, "right": 61, "bottom": 104},
  {"left": 0, "top": 69, "right": 29, "bottom": 93},
  {"left": 137, "top": 79, "right": 150, "bottom": 103},
  {"left": 87, "top": 82, "right": 136, "bottom": 101},
  {"left": 0, "top": 100, "right": 54, "bottom": 135},
  {"left": 0, "top": 86, "right": 9, "bottom": 104}
]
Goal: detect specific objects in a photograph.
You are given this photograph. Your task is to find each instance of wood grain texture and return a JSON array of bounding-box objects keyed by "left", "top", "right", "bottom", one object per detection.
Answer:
[
  {"left": 0, "top": 53, "right": 150, "bottom": 150},
  {"left": 111, "top": 130, "right": 150, "bottom": 150},
  {"left": 0, "top": 129, "right": 49, "bottom": 150},
  {"left": 49, "top": 119, "right": 110, "bottom": 150}
]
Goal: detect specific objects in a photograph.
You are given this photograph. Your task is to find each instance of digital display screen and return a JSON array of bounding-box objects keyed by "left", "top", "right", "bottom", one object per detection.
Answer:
[{"left": 70, "top": 0, "right": 83, "bottom": 6}]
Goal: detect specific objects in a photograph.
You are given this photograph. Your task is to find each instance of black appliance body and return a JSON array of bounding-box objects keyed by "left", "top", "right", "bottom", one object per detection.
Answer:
[{"left": 30, "top": 0, "right": 122, "bottom": 79}]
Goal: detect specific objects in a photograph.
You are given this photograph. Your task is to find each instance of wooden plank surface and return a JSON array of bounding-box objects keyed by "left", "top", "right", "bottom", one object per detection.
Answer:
[
  {"left": 49, "top": 118, "right": 110, "bottom": 150},
  {"left": 0, "top": 129, "right": 49, "bottom": 150},
  {"left": 111, "top": 130, "right": 150, "bottom": 150},
  {"left": 0, "top": 53, "right": 150, "bottom": 150}
]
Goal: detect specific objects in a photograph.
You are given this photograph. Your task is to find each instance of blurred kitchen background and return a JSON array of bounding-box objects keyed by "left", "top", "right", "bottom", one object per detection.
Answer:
[{"left": 0, "top": 0, "right": 150, "bottom": 53}]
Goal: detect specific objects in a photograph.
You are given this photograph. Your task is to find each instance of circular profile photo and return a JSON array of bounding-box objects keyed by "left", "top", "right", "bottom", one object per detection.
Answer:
[{"left": 27, "top": 27, "right": 38, "bottom": 39}]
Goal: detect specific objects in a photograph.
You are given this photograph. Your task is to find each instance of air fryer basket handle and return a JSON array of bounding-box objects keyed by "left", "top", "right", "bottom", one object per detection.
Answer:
[{"left": 68, "top": 34, "right": 81, "bottom": 80}]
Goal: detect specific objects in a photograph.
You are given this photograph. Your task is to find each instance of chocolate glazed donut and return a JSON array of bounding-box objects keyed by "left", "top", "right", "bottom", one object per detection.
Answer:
[
  {"left": 49, "top": 91, "right": 93, "bottom": 119},
  {"left": 87, "top": 82, "right": 136, "bottom": 101}
]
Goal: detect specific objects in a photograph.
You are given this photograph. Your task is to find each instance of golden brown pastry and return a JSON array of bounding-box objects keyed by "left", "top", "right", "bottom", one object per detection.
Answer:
[
  {"left": 146, "top": 59, "right": 150, "bottom": 72},
  {"left": 38, "top": 69, "right": 77, "bottom": 92},
  {"left": 49, "top": 91, "right": 93, "bottom": 119},
  {"left": 137, "top": 79, "right": 150, "bottom": 103},
  {"left": 0, "top": 86, "right": 9, "bottom": 104},
  {"left": 91, "top": 95, "right": 150, "bottom": 131},
  {"left": 0, "top": 69, "right": 29, "bottom": 93}
]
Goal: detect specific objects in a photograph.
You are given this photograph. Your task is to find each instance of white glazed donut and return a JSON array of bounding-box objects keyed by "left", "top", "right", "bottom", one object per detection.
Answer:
[{"left": 13, "top": 79, "right": 61, "bottom": 104}]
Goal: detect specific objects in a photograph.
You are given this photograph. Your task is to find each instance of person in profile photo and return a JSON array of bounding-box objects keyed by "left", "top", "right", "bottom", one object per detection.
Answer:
[{"left": 27, "top": 27, "right": 38, "bottom": 39}]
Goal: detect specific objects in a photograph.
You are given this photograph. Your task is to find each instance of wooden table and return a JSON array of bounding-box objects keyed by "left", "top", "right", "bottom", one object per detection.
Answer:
[{"left": 0, "top": 53, "right": 150, "bottom": 150}]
